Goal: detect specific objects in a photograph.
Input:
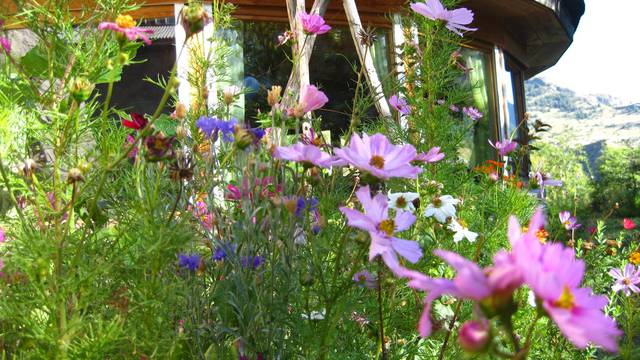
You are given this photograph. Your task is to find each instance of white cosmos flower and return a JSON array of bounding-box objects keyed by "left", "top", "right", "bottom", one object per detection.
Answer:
[
  {"left": 424, "top": 195, "right": 459, "bottom": 223},
  {"left": 388, "top": 191, "right": 420, "bottom": 212},
  {"left": 447, "top": 219, "right": 478, "bottom": 243}
]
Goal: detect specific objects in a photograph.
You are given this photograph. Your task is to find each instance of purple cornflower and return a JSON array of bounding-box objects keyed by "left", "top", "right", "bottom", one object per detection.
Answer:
[
  {"left": 299, "top": 12, "right": 331, "bottom": 35},
  {"left": 295, "top": 197, "right": 319, "bottom": 218},
  {"left": 488, "top": 139, "right": 517, "bottom": 156},
  {"left": 352, "top": 270, "right": 377, "bottom": 289},
  {"left": 242, "top": 256, "right": 265, "bottom": 270},
  {"left": 196, "top": 116, "right": 237, "bottom": 142},
  {"left": 98, "top": 14, "right": 153, "bottom": 45},
  {"left": 410, "top": 0, "right": 477, "bottom": 36},
  {"left": 559, "top": 211, "right": 581, "bottom": 230},
  {"left": 389, "top": 94, "right": 411, "bottom": 115},
  {"left": 609, "top": 264, "right": 640, "bottom": 296},
  {"left": 415, "top": 146, "right": 445, "bottom": 163},
  {"left": 339, "top": 186, "right": 422, "bottom": 273},
  {"left": 334, "top": 133, "right": 422, "bottom": 180},
  {"left": 178, "top": 253, "right": 201, "bottom": 271},
  {"left": 462, "top": 106, "right": 483, "bottom": 120}
]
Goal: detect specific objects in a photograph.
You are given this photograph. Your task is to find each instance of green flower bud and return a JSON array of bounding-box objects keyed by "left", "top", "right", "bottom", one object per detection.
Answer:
[{"left": 68, "top": 76, "right": 94, "bottom": 102}]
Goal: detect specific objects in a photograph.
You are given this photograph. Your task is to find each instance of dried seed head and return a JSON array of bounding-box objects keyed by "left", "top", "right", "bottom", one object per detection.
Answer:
[
  {"left": 268, "top": 85, "right": 282, "bottom": 107},
  {"left": 67, "top": 168, "right": 85, "bottom": 183}
]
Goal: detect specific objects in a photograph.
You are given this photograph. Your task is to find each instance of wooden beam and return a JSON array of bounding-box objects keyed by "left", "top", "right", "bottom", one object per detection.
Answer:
[{"left": 343, "top": 0, "right": 391, "bottom": 118}]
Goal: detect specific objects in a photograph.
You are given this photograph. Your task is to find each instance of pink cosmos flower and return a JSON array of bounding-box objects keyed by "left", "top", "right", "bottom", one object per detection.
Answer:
[
  {"left": 559, "top": 211, "right": 581, "bottom": 230},
  {"left": 299, "top": 85, "right": 329, "bottom": 114},
  {"left": 353, "top": 270, "right": 377, "bottom": 289},
  {"left": 524, "top": 242, "right": 621, "bottom": 352},
  {"left": 623, "top": 218, "right": 635, "bottom": 230},
  {"left": 98, "top": 14, "right": 153, "bottom": 45},
  {"left": 609, "top": 264, "right": 640, "bottom": 296},
  {"left": 410, "top": 0, "right": 477, "bottom": 36},
  {"left": 398, "top": 249, "right": 522, "bottom": 337},
  {"left": 0, "top": 37, "right": 10, "bottom": 54},
  {"left": 274, "top": 142, "right": 340, "bottom": 168},
  {"left": 415, "top": 147, "right": 444, "bottom": 163},
  {"left": 0, "top": 226, "right": 5, "bottom": 243},
  {"left": 488, "top": 139, "right": 517, "bottom": 156},
  {"left": 449, "top": 104, "right": 460, "bottom": 112},
  {"left": 389, "top": 94, "right": 411, "bottom": 115},
  {"left": 299, "top": 12, "right": 331, "bottom": 35},
  {"left": 334, "top": 133, "right": 422, "bottom": 180},
  {"left": 339, "top": 186, "right": 422, "bottom": 273},
  {"left": 462, "top": 106, "right": 483, "bottom": 120}
]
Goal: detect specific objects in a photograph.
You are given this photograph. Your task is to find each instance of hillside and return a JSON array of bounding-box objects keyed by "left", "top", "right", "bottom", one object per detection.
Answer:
[{"left": 525, "top": 78, "right": 640, "bottom": 165}]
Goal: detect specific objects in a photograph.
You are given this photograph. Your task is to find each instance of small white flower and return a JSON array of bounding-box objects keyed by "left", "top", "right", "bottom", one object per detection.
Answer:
[
  {"left": 447, "top": 219, "right": 478, "bottom": 243},
  {"left": 388, "top": 191, "right": 419, "bottom": 212},
  {"left": 424, "top": 195, "right": 459, "bottom": 223},
  {"left": 301, "top": 309, "right": 325, "bottom": 320}
]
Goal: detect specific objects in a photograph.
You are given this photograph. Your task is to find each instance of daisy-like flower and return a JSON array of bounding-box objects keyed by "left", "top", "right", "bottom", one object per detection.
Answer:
[
  {"left": 98, "top": 14, "right": 153, "bottom": 45},
  {"left": 447, "top": 219, "right": 478, "bottom": 243},
  {"left": 299, "top": 12, "right": 331, "bottom": 35},
  {"left": 339, "top": 186, "right": 423, "bottom": 273},
  {"left": 462, "top": 106, "right": 483, "bottom": 121},
  {"left": 423, "top": 195, "right": 459, "bottom": 223},
  {"left": 609, "top": 264, "right": 640, "bottom": 296},
  {"left": 410, "top": 0, "right": 477, "bottom": 36},
  {"left": 388, "top": 191, "right": 420, "bottom": 212},
  {"left": 559, "top": 211, "right": 581, "bottom": 230},
  {"left": 121, "top": 113, "right": 148, "bottom": 130},
  {"left": 273, "top": 142, "right": 337, "bottom": 168},
  {"left": 523, "top": 243, "right": 621, "bottom": 352},
  {"left": 488, "top": 139, "right": 518, "bottom": 156},
  {"left": 353, "top": 270, "right": 377, "bottom": 289},
  {"left": 334, "top": 133, "right": 422, "bottom": 180},
  {"left": 389, "top": 94, "right": 411, "bottom": 115},
  {"left": 415, "top": 146, "right": 445, "bottom": 163}
]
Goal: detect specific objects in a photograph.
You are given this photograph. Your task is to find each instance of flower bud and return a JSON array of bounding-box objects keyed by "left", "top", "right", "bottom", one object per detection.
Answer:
[
  {"left": 234, "top": 128, "right": 254, "bottom": 150},
  {"left": 181, "top": 3, "right": 211, "bottom": 38},
  {"left": 292, "top": 104, "right": 305, "bottom": 119},
  {"left": 267, "top": 85, "right": 282, "bottom": 107},
  {"left": 118, "top": 52, "right": 129, "bottom": 65},
  {"left": 19, "top": 159, "right": 38, "bottom": 178},
  {"left": 457, "top": 320, "right": 490, "bottom": 353},
  {"left": 176, "top": 125, "right": 188, "bottom": 140},
  {"left": 175, "top": 103, "right": 187, "bottom": 119},
  {"left": 67, "top": 167, "right": 84, "bottom": 183},
  {"left": 68, "top": 76, "right": 94, "bottom": 102},
  {"left": 223, "top": 85, "right": 240, "bottom": 106}
]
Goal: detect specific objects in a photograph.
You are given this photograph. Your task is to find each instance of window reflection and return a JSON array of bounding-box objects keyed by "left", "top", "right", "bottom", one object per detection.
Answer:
[{"left": 460, "top": 47, "right": 497, "bottom": 166}]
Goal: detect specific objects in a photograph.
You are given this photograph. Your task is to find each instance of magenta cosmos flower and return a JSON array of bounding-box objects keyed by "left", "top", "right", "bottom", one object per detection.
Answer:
[
  {"left": 339, "top": 186, "right": 422, "bottom": 273},
  {"left": 99, "top": 14, "right": 153, "bottom": 45},
  {"left": 274, "top": 142, "right": 340, "bottom": 168},
  {"left": 523, "top": 242, "right": 621, "bottom": 352},
  {"left": 488, "top": 139, "right": 517, "bottom": 156},
  {"left": 389, "top": 94, "right": 411, "bottom": 115},
  {"left": 410, "top": 0, "right": 477, "bottom": 36},
  {"left": 415, "top": 146, "right": 444, "bottom": 163},
  {"left": 298, "top": 85, "right": 329, "bottom": 114},
  {"left": 559, "top": 210, "right": 581, "bottom": 230},
  {"left": 398, "top": 249, "right": 523, "bottom": 337},
  {"left": 334, "top": 133, "right": 422, "bottom": 180},
  {"left": 299, "top": 12, "right": 331, "bottom": 35},
  {"left": 609, "top": 264, "right": 640, "bottom": 296}
]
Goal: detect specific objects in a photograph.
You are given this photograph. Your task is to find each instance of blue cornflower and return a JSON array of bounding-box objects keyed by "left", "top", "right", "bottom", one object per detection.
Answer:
[
  {"left": 213, "top": 243, "right": 236, "bottom": 261},
  {"left": 295, "top": 197, "right": 319, "bottom": 218},
  {"left": 241, "top": 256, "right": 265, "bottom": 270},
  {"left": 178, "top": 253, "right": 201, "bottom": 271},
  {"left": 195, "top": 116, "right": 237, "bottom": 142}
]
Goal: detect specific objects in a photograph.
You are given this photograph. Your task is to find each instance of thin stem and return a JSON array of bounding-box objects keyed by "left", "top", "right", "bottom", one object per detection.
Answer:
[
  {"left": 166, "top": 181, "right": 183, "bottom": 226},
  {"left": 0, "top": 153, "right": 27, "bottom": 223},
  {"left": 377, "top": 258, "right": 387, "bottom": 360}
]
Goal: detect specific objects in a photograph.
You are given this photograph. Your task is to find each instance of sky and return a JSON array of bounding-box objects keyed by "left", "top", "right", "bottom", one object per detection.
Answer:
[{"left": 538, "top": 0, "right": 640, "bottom": 104}]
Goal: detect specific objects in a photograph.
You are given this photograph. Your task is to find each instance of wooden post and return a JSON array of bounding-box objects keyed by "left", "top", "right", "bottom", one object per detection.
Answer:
[
  {"left": 281, "top": 0, "right": 330, "bottom": 109},
  {"left": 343, "top": 0, "right": 392, "bottom": 118}
]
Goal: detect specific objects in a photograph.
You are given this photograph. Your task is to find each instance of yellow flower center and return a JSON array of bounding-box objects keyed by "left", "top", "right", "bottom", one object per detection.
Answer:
[
  {"left": 553, "top": 286, "right": 575, "bottom": 309},
  {"left": 116, "top": 14, "right": 136, "bottom": 29},
  {"left": 536, "top": 228, "right": 549, "bottom": 244},
  {"left": 378, "top": 219, "right": 396, "bottom": 236},
  {"left": 431, "top": 197, "right": 442, "bottom": 207},
  {"left": 369, "top": 155, "right": 385, "bottom": 169},
  {"left": 395, "top": 196, "right": 407, "bottom": 209},
  {"left": 623, "top": 278, "right": 631, "bottom": 285},
  {"left": 630, "top": 252, "right": 640, "bottom": 265},
  {"left": 457, "top": 219, "right": 468, "bottom": 228}
]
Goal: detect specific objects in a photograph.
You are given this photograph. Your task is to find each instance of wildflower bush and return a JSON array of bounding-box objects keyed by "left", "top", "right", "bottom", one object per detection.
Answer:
[{"left": 0, "top": 0, "right": 638, "bottom": 359}]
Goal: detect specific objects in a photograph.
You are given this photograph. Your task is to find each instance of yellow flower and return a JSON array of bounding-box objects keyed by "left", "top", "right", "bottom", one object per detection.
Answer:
[
  {"left": 115, "top": 14, "right": 136, "bottom": 29},
  {"left": 629, "top": 251, "right": 640, "bottom": 265}
]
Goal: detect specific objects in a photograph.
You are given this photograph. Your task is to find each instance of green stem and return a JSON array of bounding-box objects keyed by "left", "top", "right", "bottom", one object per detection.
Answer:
[
  {"left": 0, "top": 153, "right": 27, "bottom": 223},
  {"left": 377, "top": 259, "right": 387, "bottom": 360}
]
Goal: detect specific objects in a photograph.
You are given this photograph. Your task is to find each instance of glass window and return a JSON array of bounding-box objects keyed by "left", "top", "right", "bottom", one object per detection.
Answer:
[
  {"left": 459, "top": 47, "right": 498, "bottom": 166},
  {"left": 495, "top": 48, "right": 519, "bottom": 140}
]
